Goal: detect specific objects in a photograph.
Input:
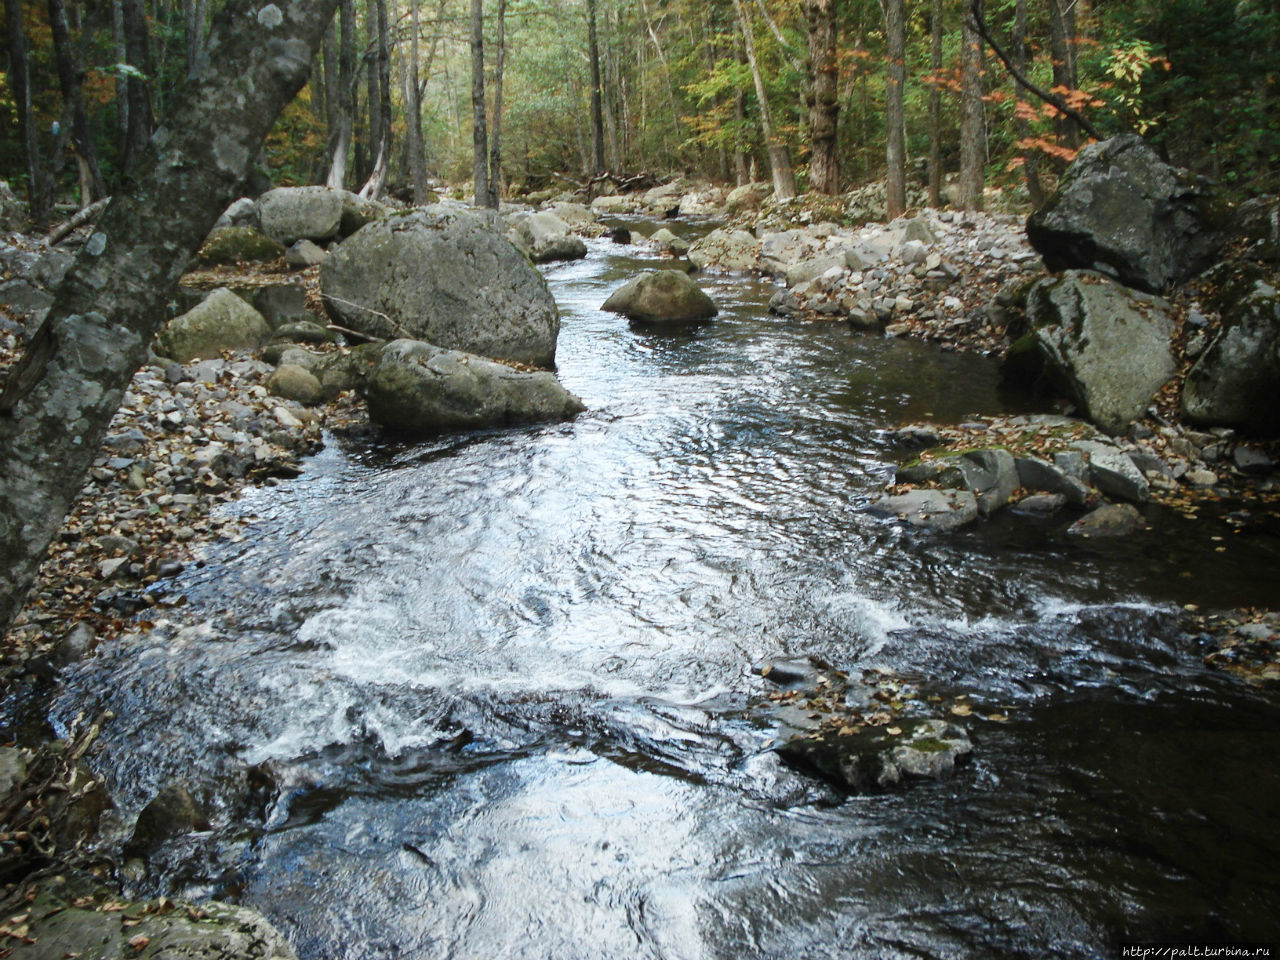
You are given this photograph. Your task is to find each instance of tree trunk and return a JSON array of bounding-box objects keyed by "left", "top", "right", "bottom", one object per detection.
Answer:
[
  {"left": 732, "top": 0, "right": 795, "bottom": 200},
  {"left": 470, "top": 0, "right": 495, "bottom": 207},
  {"left": 488, "top": 0, "right": 507, "bottom": 197},
  {"left": 958, "top": 14, "right": 985, "bottom": 210},
  {"left": 359, "top": 0, "right": 393, "bottom": 199},
  {"left": 1014, "top": 0, "right": 1044, "bottom": 205},
  {"left": 1048, "top": 0, "right": 1078, "bottom": 150},
  {"left": 119, "top": 0, "right": 155, "bottom": 176},
  {"left": 804, "top": 0, "right": 840, "bottom": 195},
  {"left": 927, "top": 0, "right": 942, "bottom": 206},
  {"left": 884, "top": 0, "right": 906, "bottom": 217},
  {"left": 733, "top": 81, "right": 749, "bottom": 186},
  {"left": 2, "top": 0, "right": 48, "bottom": 223},
  {"left": 326, "top": 0, "right": 356, "bottom": 189},
  {"left": 47, "top": 0, "right": 107, "bottom": 201},
  {"left": 0, "top": 0, "right": 340, "bottom": 637},
  {"left": 406, "top": 0, "right": 431, "bottom": 202},
  {"left": 586, "top": 0, "right": 606, "bottom": 175}
]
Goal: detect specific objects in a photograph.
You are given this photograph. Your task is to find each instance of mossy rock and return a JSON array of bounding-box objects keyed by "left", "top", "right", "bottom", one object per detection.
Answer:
[{"left": 196, "top": 226, "right": 285, "bottom": 266}]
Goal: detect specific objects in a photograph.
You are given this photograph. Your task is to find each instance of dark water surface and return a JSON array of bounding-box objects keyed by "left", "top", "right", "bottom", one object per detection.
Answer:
[{"left": 53, "top": 232, "right": 1280, "bottom": 958}]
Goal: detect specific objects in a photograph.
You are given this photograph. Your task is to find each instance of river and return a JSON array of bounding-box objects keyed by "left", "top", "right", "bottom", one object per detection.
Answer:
[{"left": 52, "top": 227, "right": 1280, "bottom": 958}]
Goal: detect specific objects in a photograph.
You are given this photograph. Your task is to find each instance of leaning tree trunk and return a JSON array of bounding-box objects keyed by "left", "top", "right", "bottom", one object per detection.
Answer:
[
  {"left": 586, "top": 0, "right": 606, "bottom": 176},
  {"left": 470, "top": 0, "right": 495, "bottom": 208},
  {"left": 732, "top": 0, "right": 796, "bottom": 200},
  {"left": 804, "top": 0, "right": 840, "bottom": 196},
  {"left": 884, "top": 0, "right": 906, "bottom": 218},
  {"left": 2, "top": 0, "right": 48, "bottom": 223},
  {"left": 0, "top": 0, "right": 340, "bottom": 637},
  {"left": 47, "top": 0, "right": 107, "bottom": 201}
]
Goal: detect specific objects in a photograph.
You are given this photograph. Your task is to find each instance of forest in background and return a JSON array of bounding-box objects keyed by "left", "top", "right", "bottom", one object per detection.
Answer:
[{"left": 2, "top": 0, "right": 1278, "bottom": 224}]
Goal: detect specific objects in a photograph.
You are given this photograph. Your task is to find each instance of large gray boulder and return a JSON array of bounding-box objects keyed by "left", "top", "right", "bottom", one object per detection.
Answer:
[
  {"left": 1021, "top": 271, "right": 1175, "bottom": 435},
  {"left": 508, "top": 211, "right": 587, "bottom": 263},
  {"left": 157, "top": 288, "right": 272, "bottom": 362},
  {"left": 364, "top": 339, "right": 585, "bottom": 435},
  {"left": 321, "top": 208, "right": 560, "bottom": 367},
  {"left": 1181, "top": 268, "right": 1280, "bottom": 436},
  {"left": 256, "top": 186, "right": 345, "bottom": 245},
  {"left": 1026, "top": 134, "right": 1224, "bottom": 293},
  {"left": 688, "top": 228, "right": 761, "bottom": 272},
  {"left": 602, "top": 270, "right": 717, "bottom": 325}
]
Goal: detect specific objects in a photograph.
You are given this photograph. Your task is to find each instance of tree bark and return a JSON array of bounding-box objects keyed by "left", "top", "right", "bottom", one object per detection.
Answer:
[
  {"left": 587, "top": 0, "right": 606, "bottom": 176},
  {"left": 326, "top": 0, "right": 356, "bottom": 189},
  {"left": 927, "top": 0, "right": 942, "bottom": 206},
  {"left": 884, "top": 0, "right": 906, "bottom": 217},
  {"left": 470, "top": 0, "right": 495, "bottom": 207},
  {"left": 406, "top": 0, "right": 431, "bottom": 202},
  {"left": 359, "top": 0, "right": 393, "bottom": 199},
  {"left": 732, "top": 0, "right": 795, "bottom": 200},
  {"left": 2, "top": 0, "right": 47, "bottom": 223},
  {"left": 958, "top": 14, "right": 985, "bottom": 210},
  {"left": 1048, "top": 0, "right": 1078, "bottom": 149},
  {"left": 0, "top": 0, "right": 340, "bottom": 637},
  {"left": 1013, "top": 0, "right": 1044, "bottom": 206},
  {"left": 118, "top": 0, "right": 155, "bottom": 176},
  {"left": 804, "top": 0, "right": 840, "bottom": 195},
  {"left": 488, "top": 0, "right": 507, "bottom": 197},
  {"left": 47, "top": 0, "right": 107, "bottom": 201}
]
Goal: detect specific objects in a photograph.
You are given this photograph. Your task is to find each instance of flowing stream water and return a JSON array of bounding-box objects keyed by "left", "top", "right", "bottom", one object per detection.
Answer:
[{"left": 50, "top": 227, "right": 1280, "bottom": 958}]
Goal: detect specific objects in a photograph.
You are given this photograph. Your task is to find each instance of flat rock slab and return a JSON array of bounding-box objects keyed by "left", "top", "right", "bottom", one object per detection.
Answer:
[{"left": 870, "top": 488, "right": 979, "bottom": 530}]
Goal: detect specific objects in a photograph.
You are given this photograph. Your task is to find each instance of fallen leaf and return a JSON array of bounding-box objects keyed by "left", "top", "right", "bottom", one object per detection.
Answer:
[{"left": 950, "top": 703, "right": 973, "bottom": 717}]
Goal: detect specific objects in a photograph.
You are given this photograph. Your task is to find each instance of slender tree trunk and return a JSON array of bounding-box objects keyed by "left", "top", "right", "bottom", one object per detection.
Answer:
[
  {"left": 326, "top": 0, "right": 356, "bottom": 189},
  {"left": 359, "top": 0, "right": 393, "bottom": 198},
  {"left": 470, "top": 0, "right": 495, "bottom": 207},
  {"left": 488, "top": 0, "right": 507, "bottom": 197},
  {"left": 732, "top": 0, "right": 795, "bottom": 199},
  {"left": 958, "top": 14, "right": 985, "bottom": 209},
  {"left": 3, "top": 0, "right": 47, "bottom": 223},
  {"left": 734, "top": 80, "right": 749, "bottom": 186},
  {"left": 47, "top": 0, "right": 107, "bottom": 200},
  {"left": 884, "top": 0, "right": 906, "bottom": 217},
  {"left": 637, "top": 0, "right": 680, "bottom": 162},
  {"left": 0, "top": 0, "right": 340, "bottom": 637},
  {"left": 1048, "top": 0, "right": 1078, "bottom": 150},
  {"left": 406, "top": 0, "right": 431, "bottom": 202},
  {"left": 805, "top": 0, "right": 840, "bottom": 195},
  {"left": 1013, "top": 0, "right": 1044, "bottom": 205},
  {"left": 927, "top": 0, "right": 942, "bottom": 206},
  {"left": 586, "top": 0, "right": 606, "bottom": 175},
  {"left": 119, "top": 0, "right": 155, "bottom": 176}
]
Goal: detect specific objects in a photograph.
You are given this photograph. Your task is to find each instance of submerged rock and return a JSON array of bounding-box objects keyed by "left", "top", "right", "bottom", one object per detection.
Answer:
[
  {"left": 321, "top": 207, "right": 560, "bottom": 367},
  {"left": 777, "top": 717, "right": 972, "bottom": 793},
  {"left": 602, "top": 270, "right": 717, "bottom": 325},
  {"left": 364, "top": 339, "right": 585, "bottom": 435}
]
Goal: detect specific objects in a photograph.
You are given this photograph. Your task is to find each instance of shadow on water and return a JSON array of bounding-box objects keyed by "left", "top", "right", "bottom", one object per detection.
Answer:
[{"left": 43, "top": 229, "right": 1280, "bottom": 958}]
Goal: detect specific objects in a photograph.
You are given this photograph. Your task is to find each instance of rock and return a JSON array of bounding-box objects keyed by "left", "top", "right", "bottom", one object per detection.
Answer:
[
  {"left": 1026, "top": 134, "right": 1224, "bottom": 293},
  {"left": 957, "top": 449, "right": 1019, "bottom": 516},
  {"left": 769, "top": 289, "right": 803, "bottom": 318},
  {"left": 608, "top": 226, "right": 632, "bottom": 244},
  {"left": 1185, "top": 468, "right": 1219, "bottom": 487},
  {"left": 545, "top": 201, "right": 597, "bottom": 227},
  {"left": 1012, "top": 492, "right": 1068, "bottom": 515},
  {"left": 271, "top": 319, "right": 335, "bottom": 345},
  {"left": 196, "top": 226, "right": 284, "bottom": 266},
  {"left": 213, "top": 196, "right": 258, "bottom": 230},
  {"left": 128, "top": 781, "right": 211, "bottom": 854},
  {"left": 1073, "top": 440, "right": 1151, "bottom": 503},
  {"left": 0, "top": 278, "right": 54, "bottom": 324},
  {"left": 649, "top": 227, "right": 690, "bottom": 255},
  {"left": 1067, "top": 503, "right": 1143, "bottom": 537},
  {"left": 1180, "top": 269, "right": 1280, "bottom": 436},
  {"left": 0, "top": 746, "right": 28, "bottom": 800},
  {"left": 320, "top": 207, "right": 560, "bottom": 366},
  {"left": 725, "top": 181, "right": 769, "bottom": 214},
  {"left": 1021, "top": 271, "right": 1175, "bottom": 435},
  {"left": 1015, "top": 455, "right": 1091, "bottom": 505},
  {"left": 364, "top": 339, "right": 585, "bottom": 435},
  {"left": 601, "top": 270, "right": 717, "bottom": 325},
  {"left": 267, "top": 364, "right": 325, "bottom": 405},
  {"left": 508, "top": 211, "right": 587, "bottom": 263},
  {"left": 95, "top": 534, "right": 140, "bottom": 556},
  {"left": 777, "top": 717, "right": 972, "bottom": 793},
  {"left": 900, "top": 240, "right": 930, "bottom": 264},
  {"left": 759, "top": 229, "right": 825, "bottom": 277},
  {"left": 157, "top": 289, "right": 272, "bottom": 363},
  {"left": 0, "top": 179, "right": 27, "bottom": 229},
  {"left": 275, "top": 346, "right": 322, "bottom": 371},
  {"left": 687, "top": 228, "right": 760, "bottom": 272},
  {"left": 869, "top": 488, "right": 979, "bottom": 530},
  {"left": 285, "top": 238, "right": 328, "bottom": 268},
  {"left": 677, "top": 187, "right": 727, "bottom": 217},
  {"left": 902, "top": 217, "right": 938, "bottom": 245},
  {"left": 256, "top": 186, "right": 345, "bottom": 245},
  {"left": 785, "top": 254, "right": 848, "bottom": 287},
  {"left": 337, "top": 189, "right": 390, "bottom": 236},
  {"left": 99, "top": 556, "right": 129, "bottom": 580},
  {"left": 31, "top": 247, "right": 74, "bottom": 289},
  {"left": 1233, "top": 446, "right": 1274, "bottom": 475},
  {"left": 590, "top": 194, "right": 637, "bottom": 215},
  {"left": 315, "top": 343, "right": 385, "bottom": 397}
]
